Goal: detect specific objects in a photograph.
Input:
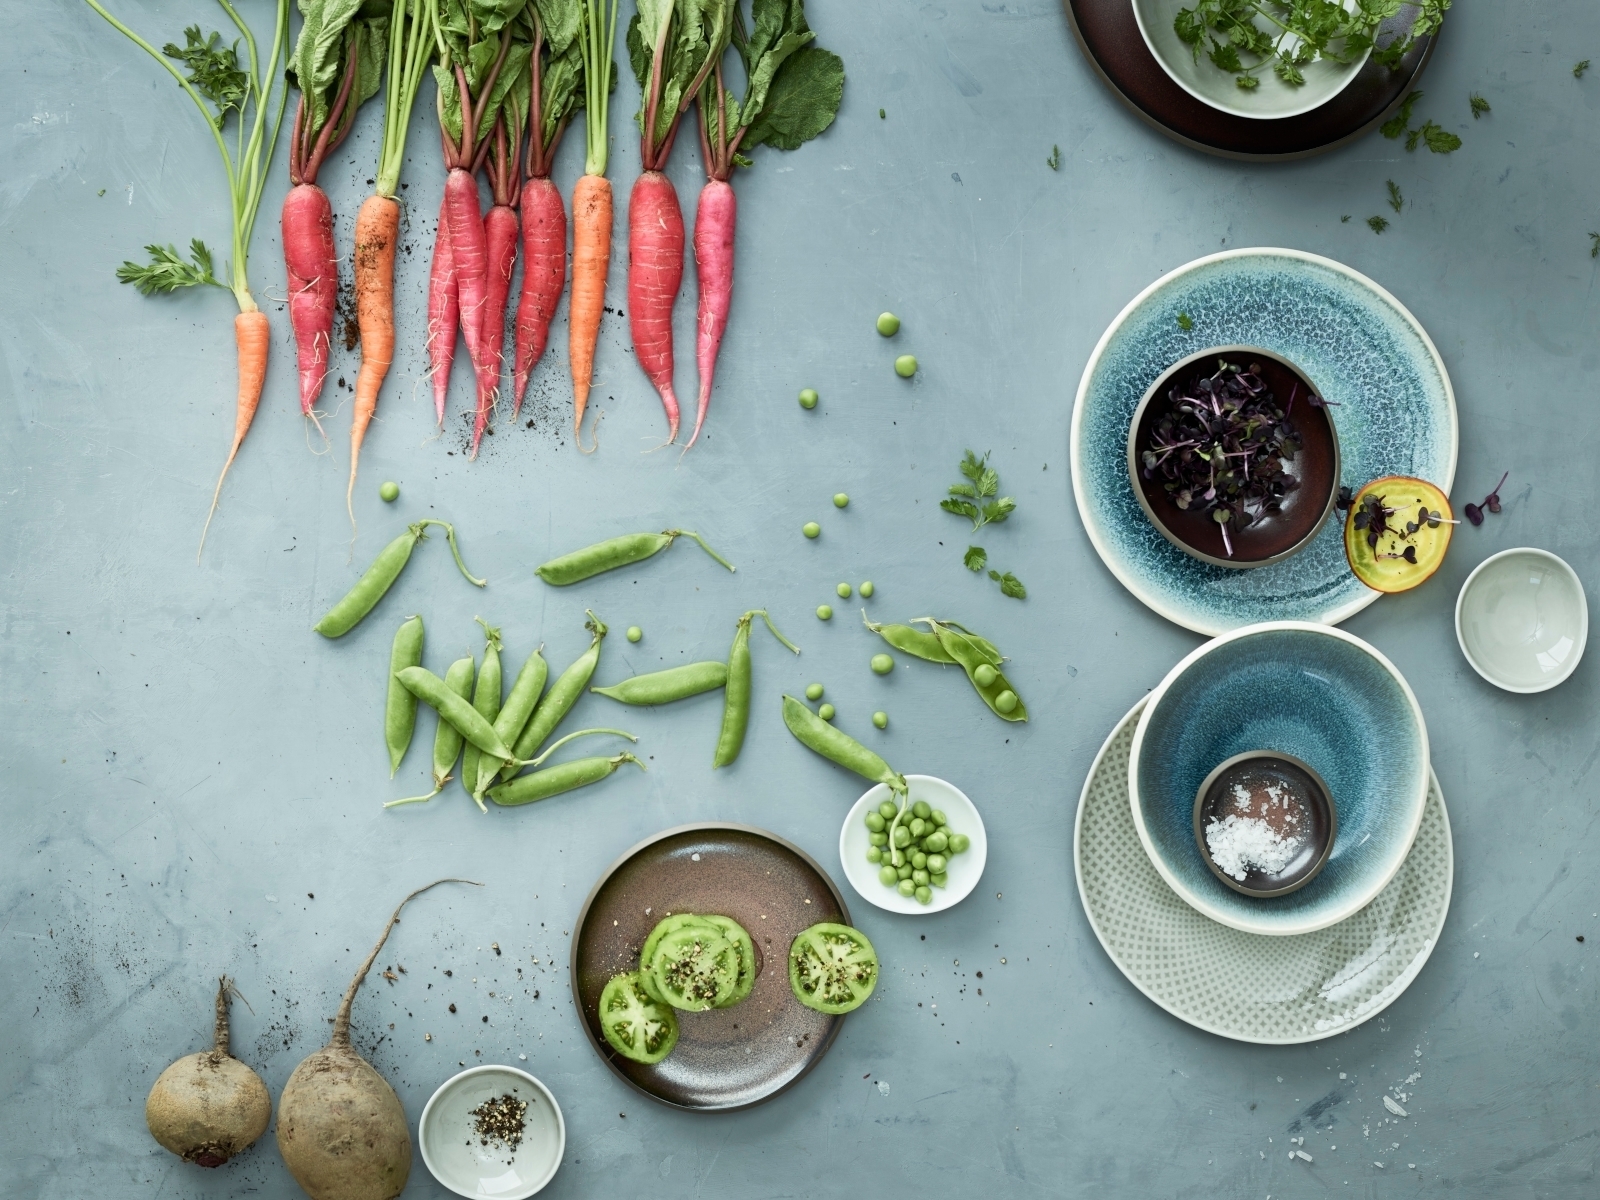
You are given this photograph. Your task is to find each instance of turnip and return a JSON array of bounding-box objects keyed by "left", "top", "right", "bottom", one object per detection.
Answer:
[
  {"left": 277, "top": 879, "right": 478, "bottom": 1200},
  {"left": 144, "top": 976, "right": 271, "bottom": 1168}
]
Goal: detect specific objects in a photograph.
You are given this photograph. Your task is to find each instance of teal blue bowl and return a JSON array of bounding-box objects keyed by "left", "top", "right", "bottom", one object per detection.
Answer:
[{"left": 1129, "top": 622, "right": 1429, "bottom": 935}]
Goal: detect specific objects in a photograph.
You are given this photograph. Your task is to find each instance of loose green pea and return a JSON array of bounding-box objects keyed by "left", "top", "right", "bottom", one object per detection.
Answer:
[
  {"left": 860, "top": 581, "right": 875, "bottom": 598},
  {"left": 798, "top": 388, "right": 819, "bottom": 409},
  {"left": 872, "top": 711, "right": 888, "bottom": 729},
  {"left": 897, "top": 863, "right": 913, "bottom": 882},
  {"left": 924, "top": 831, "right": 948, "bottom": 854},
  {"left": 878, "top": 800, "right": 899, "bottom": 820},
  {"left": 879, "top": 865, "right": 899, "bottom": 886},
  {"left": 837, "top": 583, "right": 852, "bottom": 598},
  {"left": 379, "top": 481, "right": 400, "bottom": 502},
  {"left": 892, "top": 825, "right": 911, "bottom": 849},
  {"left": 931, "top": 809, "right": 947, "bottom": 827},
  {"left": 626, "top": 625, "right": 643, "bottom": 643},
  {"left": 864, "top": 810, "right": 885, "bottom": 832},
  {"left": 995, "top": 689, "right": 1019, "bottom": 714},
  {"left": 912, "top": 800, "right": 932, "bottom": 820},
  {"left": 806, "top": 682, "right": 825, "bottom": 701},
  {"left": 868, "top": 832, "right": 888, "bottom": 848},
  {"left": 915, "top": 885, "right": 933, "bottom": 905},
  {"left": 833, "top": 493, "right": 849, "bottom": 508},
  {"left": 974, "top": 663, "right": 998, "bottom": 688},
  {"left": 816, "top": 605, "right": 833, "bottom": 620},
  {"left": 926, "top": 853, "right": 948, "bottom": 874},
  {"left": 898, "top": 879, "right": 916, "bottom": 897},
  {"left": 876, "top": 312, "right": 900, "bottom": 336},
  {"left": 818, "top": 703, "right": 836, "bottom": 721},
  {"left": 866, "top": 847, "right": 882, "bottom": 864},
  {"left": 911, "top": 851, "right": 927, "bottom": 870},
  {"left": 894, "top": 354, "right": 917, "bottom": 378},
  {"left": 909, "top": 818, "right": 927, "bottom": 839},
  {"left": 948, "top": 833, "right": 971, "bottom": 854},
  {"left": 803, "top": 522, "right": 821, "bottom": 539},
  {"left": 930, "top": 872, "right": 948, "bottom": 889},
  {"left": 870, "top": 653, "right": 894, "bottom": 675},
  {"left": 912, "top": 868, "right": 930, "bottom": 887}
]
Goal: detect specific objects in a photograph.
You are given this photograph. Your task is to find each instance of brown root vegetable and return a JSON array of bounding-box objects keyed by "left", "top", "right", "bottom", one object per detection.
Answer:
[
  {"left": 276, "top": 879, "right": 480, "bottom": 1200},
  {"left": 145, "top": 976, "right": 272, "bottom": 1167}
]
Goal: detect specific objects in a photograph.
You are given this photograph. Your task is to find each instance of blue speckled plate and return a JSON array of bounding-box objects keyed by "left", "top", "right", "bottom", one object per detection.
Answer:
[{"left": 1071, "top": 249, "right": 1457, "bottom": 635}]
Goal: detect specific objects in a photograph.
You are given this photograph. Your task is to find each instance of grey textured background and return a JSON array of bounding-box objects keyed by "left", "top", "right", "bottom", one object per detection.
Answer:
[{"left": 3, "top": 1, "right": 1597, "bottom": 1196}]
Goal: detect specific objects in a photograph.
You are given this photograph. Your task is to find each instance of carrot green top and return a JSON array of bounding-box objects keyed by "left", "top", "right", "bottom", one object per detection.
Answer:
[
  {"left": 375, "top": 0, "right": 437, "bottom": 198},
  {"left": 577, "top": 0, "right": 620, "bottom": 177},
  {"left": 87, "top": 0, "right": 290, "bottom": 314}
]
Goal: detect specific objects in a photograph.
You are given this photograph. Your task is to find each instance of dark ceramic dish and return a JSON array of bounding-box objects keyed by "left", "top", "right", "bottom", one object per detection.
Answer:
[
  {"left": 571, "top": 823, "right": 851, "bottom": 1112},
  {"left": 1061, "top": 0, "right": 1436, "bottom": 161},
  {"left": 1127, "top": 345, "right": 1340, "bottom": 569},
  {"left": 1192, "top": 751, "right": 1337, "bottom": 897}
]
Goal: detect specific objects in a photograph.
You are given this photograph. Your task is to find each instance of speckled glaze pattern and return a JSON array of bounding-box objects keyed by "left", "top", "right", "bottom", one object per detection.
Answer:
[
  {"left": 1072, "top": 249, "right": 1457, "bottom": 635},
  {"left": 1131, "top": 624, "right": 1429, "bottom": 935},
  {"left": 1077, "top": 699, "right": 1453, "bottom": 1044},
  {"left": 571, "top": 824, "right": 849, "bottom": 1111}
]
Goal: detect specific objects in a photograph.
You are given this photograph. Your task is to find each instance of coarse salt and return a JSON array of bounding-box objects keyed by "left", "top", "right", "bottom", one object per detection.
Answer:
[
  {"left": 1383, "top": 1096, "right": 1408, "bottom": 1116},
  {"left": 1205, "top": 815, "right": 1303, "bottom": 880}
]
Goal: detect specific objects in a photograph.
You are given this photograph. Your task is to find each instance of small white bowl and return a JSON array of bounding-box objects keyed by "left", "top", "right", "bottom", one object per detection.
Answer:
[
  {"left": 1456, "top": 548, "right": 1588, "bottom": 693},
  {"left": 840, "top": 775, "right": 987, "bottom": 915},
  {"left": 419, "top": 1065, "right": 565, "bottom": 1199}
]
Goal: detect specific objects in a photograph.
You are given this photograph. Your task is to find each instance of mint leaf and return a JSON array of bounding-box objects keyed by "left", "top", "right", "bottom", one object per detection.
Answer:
[{"left": 964, "top": 546, "right": 987, "bottom": 572}]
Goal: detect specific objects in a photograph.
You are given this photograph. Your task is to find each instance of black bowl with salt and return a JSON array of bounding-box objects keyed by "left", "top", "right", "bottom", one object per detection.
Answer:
[{"left": 1191, "top": 751, "right": 1336, "bottom": 898}]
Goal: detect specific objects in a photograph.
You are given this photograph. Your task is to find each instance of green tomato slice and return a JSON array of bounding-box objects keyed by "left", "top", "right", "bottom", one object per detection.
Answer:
[
  {"left": 701, "top": 915, "right": 758, "bottom": 1008},
  {"left": 598, "top": 972, "right": 679, "bottom": 1064},
  {"left": 638, "top": 914, "right": 721, "bottom": 1003},
  {"left": 650, "top": 926, "right": 741, "bottom": 1011},
  {"left": 788, "top": 922, "right": 879, "bottom": 1015}
]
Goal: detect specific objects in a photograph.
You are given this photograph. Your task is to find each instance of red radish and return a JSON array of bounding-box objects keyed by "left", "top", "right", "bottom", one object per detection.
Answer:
[
  {"left": 282, "top": 183, "right": 336, "bottom": 434},
  {"left": 444, "top": 164, "right": 492, "bottom": 442},
  {"left": 473, "top": 111, "right": 526, "bottom": 457},
  {"left": 624, "top": 1, "right": 729, "bottom": 444},
  {"left": 426, "top": 193, "right": 458, "bottom": 426},
  {"left": 686, "top": 6, "right": 844, "bottom": 449},
  {"left": 511, "top": 11, "right": 585, "bottom": 414}
]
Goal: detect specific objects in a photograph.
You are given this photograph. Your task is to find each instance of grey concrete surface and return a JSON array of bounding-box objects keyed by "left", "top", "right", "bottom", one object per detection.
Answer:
[{"left": 3, "top": 1, "right": 1597, "bottom": 1196}]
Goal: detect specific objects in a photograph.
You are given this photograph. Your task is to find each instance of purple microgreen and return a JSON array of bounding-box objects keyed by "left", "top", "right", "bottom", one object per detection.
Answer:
[{"left": 1463, "top": 471, "right": 1509, "bottom": 526}]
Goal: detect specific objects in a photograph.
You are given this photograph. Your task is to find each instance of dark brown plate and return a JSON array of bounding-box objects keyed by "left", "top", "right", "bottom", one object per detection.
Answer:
[
  {"left": 1193, "top": 751, "right": 1337, "bottom": 896},
  {"left": 1062, "top": 0, "right": 1437, "bottom": 160},
  {"left": 1128, "top": 345, "right": 1339, "bottom": 568},
  {"left": 571, "top": 823, "right": 850, "bottom": 1111}
]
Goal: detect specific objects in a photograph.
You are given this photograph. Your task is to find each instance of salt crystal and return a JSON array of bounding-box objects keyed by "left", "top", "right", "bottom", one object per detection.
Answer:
[
  {"left": 1383, "top": 1096, "right": 1408, "bottom": 1116},
  {"left": 1375, "top": 1162, "right": 1384, "bottom": 1168},
  {"left": 1205, "top": 814, "right": 1303, "bottom": 880},
  {"left": 876, "top": 1081, "right": 890, "bottom": 1096},
  {"left": 1295, "top": 1150, "right": 1314, "bottom": 1162}
]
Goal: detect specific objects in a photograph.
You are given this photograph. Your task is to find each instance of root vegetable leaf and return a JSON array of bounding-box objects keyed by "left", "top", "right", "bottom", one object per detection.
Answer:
[
  {"left": 117, "top": 240, "right": 223, "bottom": 294},
  {"left": 1381, "top": 89, "right": 1423, "bottom": 139},
  {"left": 1367, "top": 215, "right": 1389, "bottom": 234},
  {"left": 1386, "top": 180, "right": 1403, "bottom": 212},
  {"left": 163, "top": 25, "right": 249, "bottom": 126},
  {"left": 1469, "top": 93, "right": 1489, "bottom": 118},
  {"left": 1406, "top": 119, "right": 1460, "bottom": 154}
]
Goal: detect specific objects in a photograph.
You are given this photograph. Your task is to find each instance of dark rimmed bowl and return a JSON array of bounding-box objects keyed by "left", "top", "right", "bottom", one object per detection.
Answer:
[
  {"left": 1192, "top": 751, "right": 1337, "bottom": 898},
  {"left": 1127, "top": 344, "right": 1340, "bottom": 569},
  {"left": 570, "top": 823, "right": 851, "bottom": 1112}
]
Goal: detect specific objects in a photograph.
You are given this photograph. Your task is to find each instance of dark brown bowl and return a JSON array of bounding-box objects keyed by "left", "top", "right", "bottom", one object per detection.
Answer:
[
  {"left": 570, "top": 823, "right": 851, "bottom": 1112},
  {"left": 1127, "top": 345, "right": 1340, "bottom": 569},
  {"left": 1192, "top": 751, "right": 1337, "bottom": 897}
]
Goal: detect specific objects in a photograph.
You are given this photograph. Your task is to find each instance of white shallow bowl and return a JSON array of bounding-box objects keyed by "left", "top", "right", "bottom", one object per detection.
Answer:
[
  {"left": 1132, "top": 0, "right": 1370, "bottom": 120},
  {"left": 419, "top": 1065, "right": 565, "bottom": 1199},
  {"left": 840, "top": 775, "right": 986, "bottom": 914},
  {"left": 1456, "top": 548, "right": 1588, "bottom": 693}
]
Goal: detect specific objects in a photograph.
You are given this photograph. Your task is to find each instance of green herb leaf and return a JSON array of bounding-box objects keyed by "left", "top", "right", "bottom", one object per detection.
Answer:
[
  {"left": 997, "top": 572, "right": 1027, "bottom": 600},
  {"left": 946, "top": 482, "right": 977, "bottom": 499},
  {"left": 1177, "top": 311, "right": 1194, "bottom": 331},
  {"left": 959, "top": 449, "right": 987, "bottom": 485},
  {"left": 1367, "top": 215, "right": 1389, "bottom": 234},
  {"left": 162, "top": 26, "right": 248, "bottom": 127},
  {"left": 742, "top": 45, "right": 844, "bottom": 151},
  {"left": 1386, "top": 179, "right": 1403, "bottom": 213},
  {"left": 1407, "top": 119, "right": 1460, "bottom": 154},
  {"left": 115, "top": 240, "right": 223, "bottom": 294},
  {"left": 964, "top": 545, "right": 987, "bottom": 572},
  {"left": 1381, "top": 90, "right": 1422, "bottom": 139},
  {"left": 1576, "top": 60, "right": 1591, "bottom": 79},
  {"left": 1589, "top": 232, "right": 1600, "bottom": 259},
  {"left": 981, "top": 498, "right": 1016, "bottom": 525},
  {"left": 1046, "top": 144, "right": 1061, "bottom": 171},
  {"left": 1469, "top": 92, "right": 1490, "bottom": 118},
  {"left": 940, "top": 498, "right": 981, "bottom": 523}
]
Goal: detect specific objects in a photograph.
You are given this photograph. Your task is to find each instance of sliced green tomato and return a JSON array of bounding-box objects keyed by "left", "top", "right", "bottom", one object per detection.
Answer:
[
  {"left": 638, "top": 914, "right": 720, "bottom": 1003},
  {"left": 650, "top": 926, "right": 741, "bottom": 1011},
  {"left": 1344, "top": 476, "right": 1454, "bottom": 594},
  {"left": 598, "top": 972, "right": 679, "bottom": 1065},
  {"left": 788, "top": 922, "right": 879, "bottom": 1015},
  {"left": 701, "top": 915, "right": 758, "bottom": 1008}
]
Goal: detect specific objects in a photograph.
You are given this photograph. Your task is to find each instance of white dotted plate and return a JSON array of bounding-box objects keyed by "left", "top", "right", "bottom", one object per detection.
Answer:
[{"left": 1075, "top": 697, "right": 1452, "bottom": 1044}]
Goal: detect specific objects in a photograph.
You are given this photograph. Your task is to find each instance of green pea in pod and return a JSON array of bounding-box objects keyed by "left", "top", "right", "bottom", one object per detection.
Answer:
[
  {"left": 384, "top": 616, "right": 425, "bottom": 776},
  {"left": 502, "top": 612, "right": 607, "bottom": 778},
  {"left": 393, "top": 666, "right": 516, "bottom": 761},
  {"left": 488, "top": 752, "right": 646, "bottom": 806},
  {"left": 461, "top": 619, "right": 503, "bottom": 811},
  {"left": 534, "top": 530, "right": 735, "bottom": 585},
  {"left": 592, "top": 661, "right": 728, "bottom": 705},
  {"left": 862, "top": 612, "right": 1002, "bottom": 665},
  {"left": 484, "top": 644, "right": 549, "bottom": 790},
  {"left": 386, "top": 654, "right": 474, "bottom": 807},
  {"left": 314, "top": 520, "right": 485, "bottom": 638},
  {"left": 781, "top": 696, "right": 906, "bottom": 795},
  {"left": 714, "top": 611, "right": 800, "bottom": 769},
  {"left": 925, "top": 619, "right": 1026, "bottom": 722}
]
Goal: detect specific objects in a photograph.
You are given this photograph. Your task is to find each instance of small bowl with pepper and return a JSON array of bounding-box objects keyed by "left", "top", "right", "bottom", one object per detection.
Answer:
[
  {"left": 419, "top": 1064, "right": 565, "bottom": 1199},
  {"left": 1128, "top": 345, "right": 1341, "bottom": 569}
]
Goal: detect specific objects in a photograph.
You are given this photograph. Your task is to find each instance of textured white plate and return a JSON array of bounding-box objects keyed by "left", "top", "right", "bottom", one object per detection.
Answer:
[
  {"left": 1076, "top": 698, "right": 1452, "bottom": 1044},
  {"left": 419, "top": 1065, "right": 565, "bottom": 1199},
  {"left": 841, "top": 775, "right": 987, "bottom": 914}
]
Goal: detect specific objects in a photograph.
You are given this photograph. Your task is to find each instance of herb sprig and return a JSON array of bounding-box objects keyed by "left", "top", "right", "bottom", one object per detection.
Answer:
[
  {"left": 162, "top": 25, "right": 249, "bottom": 127},
  {"left": 943, "top": 450, "right": 1026, "bottom": 600},
  {"left": 1381, "top": 91, "right": 1461, "bottom": 153},
  {"left": 116, "top": 239, "right": 223, "bottom": 294}
]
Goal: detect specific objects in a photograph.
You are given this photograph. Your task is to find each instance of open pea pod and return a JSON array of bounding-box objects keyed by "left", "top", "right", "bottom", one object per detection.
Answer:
[
  {"left": 927, "top": 620, "right": 1026, "bottom": 723},
  {"left": 862, "top": 613, "right": 1002, "bottom": 666}
]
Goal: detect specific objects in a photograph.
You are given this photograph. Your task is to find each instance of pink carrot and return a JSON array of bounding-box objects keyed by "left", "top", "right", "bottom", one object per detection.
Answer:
[
  {"left": 513, "top": 176, "right": 566, "bottom": 412},
  {"left": 425, "top": 192, "right": 458, "bottom": 425},
  {"left": 471, "top": 114, "right": 523, "bottom": 457},
  {"left": 687, "top": 178, "right": 735, "bottom": 449},
  {"left": 445, "top": 167, "right": 490, "bottom": 393},
  {"left": 628, "top": 170, "right": 684, "bottom": 442}
]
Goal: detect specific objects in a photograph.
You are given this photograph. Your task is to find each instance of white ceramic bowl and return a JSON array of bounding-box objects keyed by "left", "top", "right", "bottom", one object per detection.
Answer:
[
  {"left": 840, "top": 775, "right": 986, "bottom": 914},
  {"left": 1132, "top": 0, "right": 1370, "bottom": 120},
  {"left": 1455, "top": 548, "right": 1588, "bottom": 693},
  {"left": 419, "top": 1065, "right": 565, "bottom": 1199}
]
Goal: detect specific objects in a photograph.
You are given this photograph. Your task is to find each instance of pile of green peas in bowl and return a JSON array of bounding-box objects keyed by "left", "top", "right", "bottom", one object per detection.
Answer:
[{"left": 864, "top": 799, "right": 972, "bottom": 906}]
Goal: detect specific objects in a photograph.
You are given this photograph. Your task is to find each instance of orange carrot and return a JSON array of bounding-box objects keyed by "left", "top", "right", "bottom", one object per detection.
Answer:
[
  {"left": 349, "top": 195, "right": 399, "bottom": 524},
  {"left": 198, "top": 309, "right": 271, "bottom": 557},
  {"left": 569, "top": 173, "right": 612, "bottom": 449}
]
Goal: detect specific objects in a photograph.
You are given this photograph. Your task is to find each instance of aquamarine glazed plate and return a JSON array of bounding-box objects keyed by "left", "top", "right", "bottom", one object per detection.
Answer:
[{"left": 1071, "top": 248, "right": 1458, "bottom": 635}]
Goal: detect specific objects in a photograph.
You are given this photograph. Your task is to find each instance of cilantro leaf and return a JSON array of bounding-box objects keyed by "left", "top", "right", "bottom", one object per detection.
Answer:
[
  {"left": 1381, "top": 90, "right": 1422, "bottom": 139},
  {"left": 116, "top": 240, "right": 223, "bottom": 294},
  {"left": 958, "top": 449, "right": 987, "bottom": 484},
  {"left": 1469, "top": 93, "right": 1490, "bottom": 118},
  {"left": 982, "top": 497, "right": 1016, "bottom": 524},
  {"left": 964, "top": 546, "right": 988, "bottom": 572},
  {"left": 941, "top": 498, "right": 981, "bottom": 523},
  {"left": 987, "top": 570, "right": 1027, "bottom": 599},
  {"left": 1419, "top": 121, "right": 1461, "bottom": 153}
]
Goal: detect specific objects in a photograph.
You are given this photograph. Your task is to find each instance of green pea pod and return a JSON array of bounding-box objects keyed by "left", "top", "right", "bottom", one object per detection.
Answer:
[
  {"left": 781, "top": 695, "right": 906, "bottom": 795},
  {"left": 863, "top": 613, "right": 1002, "bottom": 665},
  {"left": 593, "top": 661, "right": 728, "bottom": 704},
  {"left": 395, "top": 665, "right": 515, "bottom": 761},
  {"left": 502, "top": 612, "right": 608, "bottom": 777},
  {"left": 535, "top": 530, "right": 735, "bottom": 585},
  {"left": 931, "top": 623, "right": 1027, "bottom": 722},
  {"left": 715, "top": 610, "right": 800, "bottom": 769},
  {"left": 489, "top": 644, "right": 549, "bottom": 761},
  {"left": 386, "top": 655, "right": 474, "bottom": 807},
  {"left": 462, "top": 620, "right": 504, "bottom": 809},
  {"left": 487, "top": 752, "right": 646, "bottom": 806},
  {"left": 384, "top": 616, "right": 425, "bottom": 776},
  {"left": 315, "top": 520, "right": 486, "bottom": 638}
]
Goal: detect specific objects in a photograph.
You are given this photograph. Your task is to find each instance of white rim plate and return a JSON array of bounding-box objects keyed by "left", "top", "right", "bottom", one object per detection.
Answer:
[{"left": 1076, "top": 696, "right": 1452, "bottom": 1044}]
